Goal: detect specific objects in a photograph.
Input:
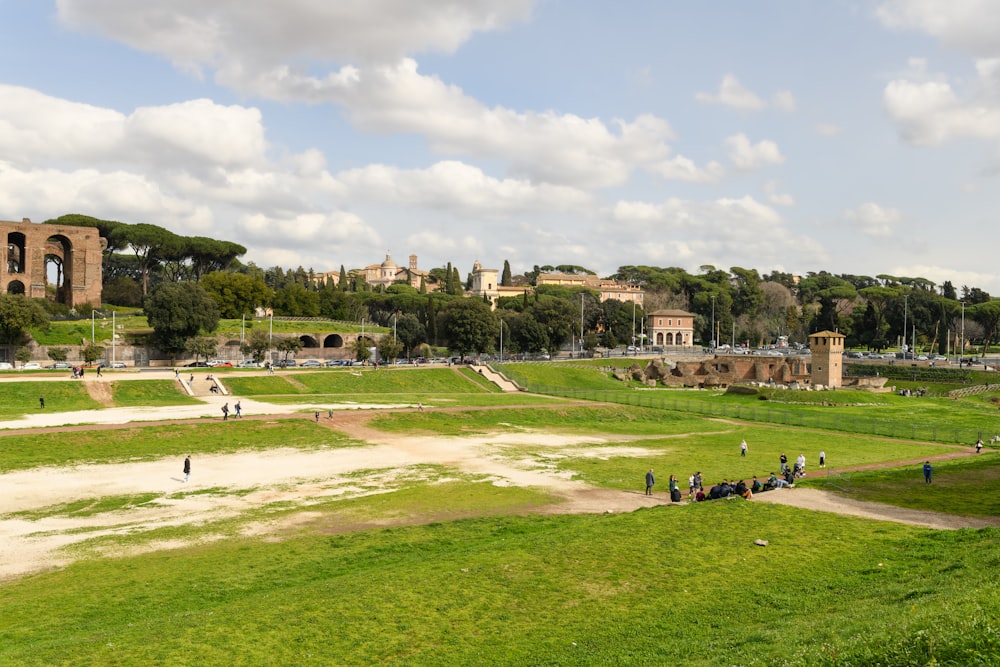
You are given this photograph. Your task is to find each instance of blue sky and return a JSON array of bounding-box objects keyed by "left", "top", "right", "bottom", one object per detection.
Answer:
[{"left": 2, "top": 1, "right": 999, "bottom": 293}]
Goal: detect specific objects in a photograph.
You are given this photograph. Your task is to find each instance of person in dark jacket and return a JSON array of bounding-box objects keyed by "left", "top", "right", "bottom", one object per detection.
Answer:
[
  {"left": 183, "top": 455, "right": 191, "bottom": 482},
  {"left": 645, "top": 469, "right": 655, "bottom": 495}
]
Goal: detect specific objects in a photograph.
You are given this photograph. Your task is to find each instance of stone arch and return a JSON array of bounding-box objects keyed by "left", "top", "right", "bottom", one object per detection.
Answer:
[
  {"left": 6, "top": 231, "right": 26, "bottom": 274},
  {"left": 45, "top": 234, "right": 74, "bottom": 307},
  {"left": 323, "top": 333, "right": 344, "bottom": 348},
  {"left": 6, "top": 279, "right": 25, "bottom": 295},
  {"left": 299, "top": 334, "right": 319, "bottom": 348}
]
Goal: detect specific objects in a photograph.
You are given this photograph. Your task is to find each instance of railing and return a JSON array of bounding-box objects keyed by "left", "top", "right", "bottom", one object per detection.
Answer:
[{"left": 508, "top": 382, "right": 990, "bottom": 445}]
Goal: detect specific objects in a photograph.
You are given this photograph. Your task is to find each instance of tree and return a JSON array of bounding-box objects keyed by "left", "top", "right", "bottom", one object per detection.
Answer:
[
  {"left": 82, "top": 344, "right": 104, "bottom": 364},
  {"left": 275, "top": 336, "right": 303, "bottom": 364},
  {"left": 184, "top": 336, "right": 218, "bottom": 363},
  {"left": 0, "top": 295, "right": 49, "bottom": 345},
  {"left": 240, "top": 329, "right": 272, "bottom": 363},
  {"left": 273, "top": 283, "right": 320, "bottom": 317},
  {"left": 394, "top": 313, "right": 426, "bottom": 357},
  {"left": 377, "top": 335, "right": 404, "bottom": 363},
  {"left": 122, "top": 223, "right": 183, "bottom": 295},
  {"left": 352, "top": 337, "right": 372, "bottom": 363},
  {"left": 439, "top": 298, "right": 497, "bottom": 358},
  {"left": 501, "top": 260, "right": 513, "bottom": 287},
  {"left": 15, "top": 346, "right": 32, "bottom": 366},
  {"left": 200, "top": 271, "right": 273, "bottom": 319},
  {"left": 47, "top": 347, "right": 68, "bottom": 362},
  {"left": 145, "top": 282, "right": 220, "bottom": 354}
]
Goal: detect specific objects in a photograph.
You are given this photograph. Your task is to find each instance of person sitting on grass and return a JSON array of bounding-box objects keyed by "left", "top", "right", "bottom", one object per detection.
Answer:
[
  {"left": 751, "top": 476, "right": 763, "bottom": 493},
  {"left": 768, "top": 472, "right": 791, "bottom": 489},
  {"left": 695, "top": 488, "right": 706, "bottom": 502},
  {"left": 734, "top": 479, "right": 749, "bottom": 498}
]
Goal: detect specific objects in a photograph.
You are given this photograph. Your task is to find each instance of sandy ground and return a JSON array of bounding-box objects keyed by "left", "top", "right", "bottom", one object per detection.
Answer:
[{"left": 1, "top": 372, "right": 995, "bottom": 581}]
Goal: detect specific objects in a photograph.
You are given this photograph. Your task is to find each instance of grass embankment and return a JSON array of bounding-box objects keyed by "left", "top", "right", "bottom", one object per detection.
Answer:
[
  {"left": 109, "top": 380, "right": 201, "bottom": 407},
  {"left": 0, "top": 503, "right": 996, "bottom": 665},
  {"left": 223, "top": 367, "right": 553, "bottom": 408},
  {"left": 0, "top": 381, "right": 101, "bottom": 418},
  {"left": 498, "top": 361, "right": 1000, "bottom": 444}
]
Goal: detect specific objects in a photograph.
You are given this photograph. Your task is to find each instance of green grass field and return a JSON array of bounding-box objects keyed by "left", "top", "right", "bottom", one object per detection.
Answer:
[{"left": 1, "top": 363, "right": 999, "bottom": 665}]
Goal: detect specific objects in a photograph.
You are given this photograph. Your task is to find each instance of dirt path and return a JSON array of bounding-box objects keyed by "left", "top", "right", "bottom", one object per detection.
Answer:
[{"left": 0, "top": 400, "right": 994, "bottom": 582}]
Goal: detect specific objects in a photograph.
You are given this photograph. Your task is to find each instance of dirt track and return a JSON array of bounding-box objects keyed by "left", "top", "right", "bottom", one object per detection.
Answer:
[{"left": 0, "top": 383, "right": 996, "bottom": 582}]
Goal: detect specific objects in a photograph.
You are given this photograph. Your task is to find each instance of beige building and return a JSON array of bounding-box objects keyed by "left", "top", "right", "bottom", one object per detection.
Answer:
[
  {"left": 809, "top": 330, "right": 845, "bottom": 388},
  {"left": 646, "top": 309, "right": 695, "bottom": 348},
  {"left": 535, "top": 272, "right": 644, "bottom": 306},
  {"left": 470, "top": 261, "right": 529, "bottom": 308},
  {"left": 317, "top": 252, "right": 431, "bottom": 291}
]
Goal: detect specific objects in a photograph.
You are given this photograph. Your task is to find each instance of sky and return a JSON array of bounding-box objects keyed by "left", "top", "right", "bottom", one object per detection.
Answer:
[{"left": 2, "top": 1, "right": 1000, "bottom": 293}]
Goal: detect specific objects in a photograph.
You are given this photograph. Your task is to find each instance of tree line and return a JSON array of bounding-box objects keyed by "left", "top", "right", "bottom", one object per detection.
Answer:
[{"left": 2, "top": 215, "right": 995, "bottom": 363}]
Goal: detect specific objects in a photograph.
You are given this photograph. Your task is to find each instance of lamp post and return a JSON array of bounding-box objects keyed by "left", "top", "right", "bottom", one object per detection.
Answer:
[
  {"left": 499, "top": 319, "right": 503, "bottom": 362},
  {"left": 631, "top": 300, "right": 636, "bottom": 354},
  {"left": 580, "top": 293, "right": 585, "bottom": 356},
  {"left": 961, "top": 301, "right": 966, "bottom": 364},
  {"left": 710, "top": 295, "right": 716, "bottom": 351},
  {"left": 91, "top": 310, "right": 96, "bottom": 347},
  {"left": 902, "top": 294, "right": 908, "bottom": 355}
]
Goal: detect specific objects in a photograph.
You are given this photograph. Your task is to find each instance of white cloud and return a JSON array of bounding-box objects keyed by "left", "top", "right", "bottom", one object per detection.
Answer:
[
  {"left": 876, "top": 1, "right": 1000, "bottom": 57},
  {"left": 883, "top": 78, "right": 1000, "bottom": 145},
  {"left": 816, "top": 123, "right": 844, "bottom": 136},
  {"left": 772, "top": 90, "right": 797, "bottom": 112},
  {"left": 695, "top": 74, "right": 767, "bottom": 110},
  {"left": 845, "top": 202, "right": 901, "bottom": 238},
  {"left": 337, "top": 161, "right": 595, "bottom": 216},
  {"left": 725, "top": 133, "right": 786, "bottom": 170},
  {"left": 763, "top": 180, "right": 795, "bottom": 207},
  {"left": 648, "top": 156, "right": 725, "bottom": 183},
  {"left": 56, "top": 0, "right": 535, "bottom": 68}
]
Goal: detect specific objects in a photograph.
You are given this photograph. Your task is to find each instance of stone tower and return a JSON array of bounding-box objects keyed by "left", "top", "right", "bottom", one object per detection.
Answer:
[{"left": 809, "top": 330, "right": 846, "bottom": 388}]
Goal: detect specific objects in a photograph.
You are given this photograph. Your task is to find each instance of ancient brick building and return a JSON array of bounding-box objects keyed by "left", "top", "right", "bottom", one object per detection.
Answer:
[{"left": 1, "top": 218, "right": 104, "bottom": 307}]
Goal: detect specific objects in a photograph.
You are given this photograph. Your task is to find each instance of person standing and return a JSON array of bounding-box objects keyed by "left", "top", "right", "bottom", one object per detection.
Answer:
[
  {"left": 183, "top": 455, "right": 191, "bottom": 482},
  {"left": 39, "top": 396, "right": 45, "bottom": 409},
  {"left": 221, "top": 403, "right": 229, "bottom": 421},
  {"left": 740, "top": 439, "right": 748, "bottom": 457},
  {"left": 314, "top": 410, "right": 320, "bottom": 423},
  {"left": 669, "top": 474, "right": 680, "bottom": 502},
  {"left": 645, "top": 469, "right": 655, "bottom": 496},
  {"left": 975, "top": 439, "right": 983, "bottom": 454},
  {"left": 819, "top": 450, "right": 826, "bottom": 468},
  {"left": 779, "top": 453, "right": 788, "bottom": 473},
  {"left": 688, "top": 473, "right": 696, "bottom": 497},
  {"left": 235, "top": 401, "right": 242, "bottom": 418},
  {"left": 923, "top": 460, "right": 933, "bottom": 484}
]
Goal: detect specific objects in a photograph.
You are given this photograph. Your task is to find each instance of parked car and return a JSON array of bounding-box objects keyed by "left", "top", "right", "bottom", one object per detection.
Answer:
[
  {"left": 299, "top": 359, "right": 322, "bottom": 367},
  {"left": 323, "top": 359, "right": 343, "bottom": 367},
  {"left": 109, "top": 362, "right": 126, "bottom": 369},
  {"left": 209, "top": 360, "right": 233, "bottom": 367},
  {"left": 21, "top": 362, "right": 41, "bottom": 370},
  {"left": 184, "top": 361, "right": 210, "bottom": 367},
  {"left": 48, "top": 362, "right": 72, "bottom": 369},
  {"left": 276, "top": 359, "right": 297, "bottom": 368},
  {"left": 0, "top": 362, "right": 12, "bottom": 370},
  {"left": 237, "top": 360, "right": 261, "bottom": 368}
]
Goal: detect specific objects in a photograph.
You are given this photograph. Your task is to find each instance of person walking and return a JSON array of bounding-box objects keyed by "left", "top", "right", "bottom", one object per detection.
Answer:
[
  {"left": 645, "top": 468, "right": 655, "bottom": 496},
  {"left": 96, "top": 365, "right": 102, "bottom": 377},
  {"left": 183, "top": 455, "right": 191, "bottom": 482},
  {"left": 235, "top": 401, "right": 242, "bottom": 418},
  {"left": 221, "top": 403, "right": 229, "bottom": 421},
  {"left": 819, "top": 450, "right": 826, "bottom": 468},
  {"left": 923, "top": 460, "right": 933, "bottom": 484},
  {"left": 740, "top": 439, "right": 748, "bottom": 457},
  {"left": 314, "top": 410, "right": 320, "bottom": 423},
  {"left": 975, "top": 439, "right": 983, "bottom": 454}
]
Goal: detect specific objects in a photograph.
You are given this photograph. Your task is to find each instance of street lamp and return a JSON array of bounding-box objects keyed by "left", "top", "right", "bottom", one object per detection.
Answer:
[
  {"left": 580, "top": 293, "right": 585, "bottom": 355},
  {"left": 710, "top": 295, "right": 716, "bottom": 351},
  {"left": 499, "top": 319, "right": 503, "bottom": 362},
  {"left": 902, "top": 294, "right": 908, "bottom": 355},
  {"left": 961, "top": 301, "right": 966, "bottom": 364}
]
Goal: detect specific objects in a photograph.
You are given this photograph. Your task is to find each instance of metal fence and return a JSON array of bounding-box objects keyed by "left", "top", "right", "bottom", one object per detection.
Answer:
[{"left": 511, "top": 382, "right": 991, "bottom": 445}]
